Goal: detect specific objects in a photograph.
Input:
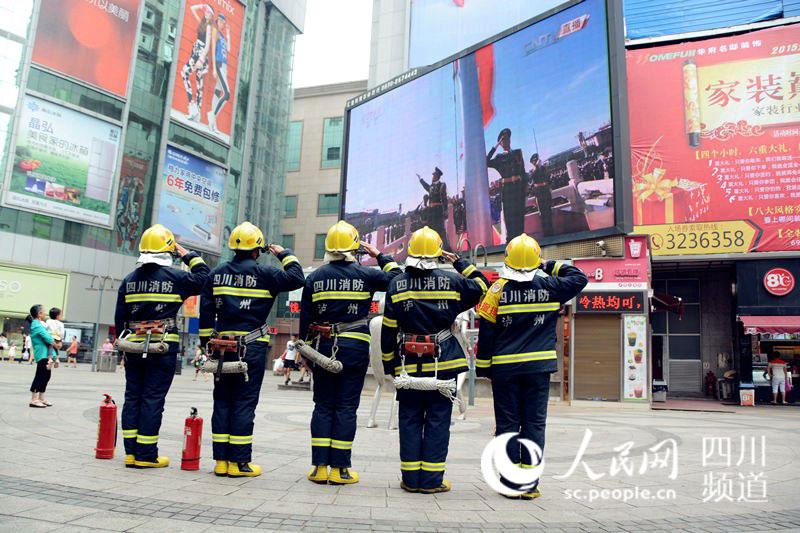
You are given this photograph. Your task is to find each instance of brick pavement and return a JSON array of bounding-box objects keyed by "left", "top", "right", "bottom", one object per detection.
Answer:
[{"left": 0, "top": 364, "right": 798, "bottom": 532}]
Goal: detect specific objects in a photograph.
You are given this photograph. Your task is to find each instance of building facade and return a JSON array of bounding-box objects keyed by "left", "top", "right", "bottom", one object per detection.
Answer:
[{"left": 0, "top": 0, "right": 305, "bottom": 350}]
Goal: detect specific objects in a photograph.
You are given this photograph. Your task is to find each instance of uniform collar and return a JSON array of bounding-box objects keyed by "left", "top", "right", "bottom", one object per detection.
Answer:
[
  {"left": 405, "top": 256, "right": 438, "bottom": 270},
  {"left": 500, "top": 266, "right": 548, "bottom": 282},
  {"left": 137, "top": 253, "right": 173, "bottom": 266},
  {"left": 324, "top": 251, "right": 356, "bottom": 263}
]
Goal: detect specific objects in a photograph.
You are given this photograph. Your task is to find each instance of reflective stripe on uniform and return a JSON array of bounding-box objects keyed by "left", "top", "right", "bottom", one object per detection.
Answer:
[
  {"left": 382, "top": 316, "right": 397, "bottom": 328},
  {"left": 382, "top": 262, "right": 399, "bottom": 272},
  {"left": 421, "top": 461, "right": 445, "bottom": 472},
  {"left": 391, "top": 291, "right": 460, "bottom": 303},
  {"left": 475, "top": 278, "right": 488, "bottom": 293},
  {"left": 217, "top": 330, "right": 270, "bottom": 342},
  {"left": 212, "top": 433, "right": 230, "bottom": 443},
  {"left": 125, "top": 333, "right": 180, "bottom": 343},
  {"left": 213, "top": 286, "right": 272, "bottom": 298},
  {"left": 491, "top": 351, "right": 557, "bottom": 364},
  {"left": 311, "top": 291, "right": 371, "bottom": 302},
  {"left": 136, "top": 434, "right": 158, "bottom": 444},
  {"left": 338, "top": 332, "right": 371, "bottom": 343},
  {"left": 229, "top": 435, "right": 253, "bottom": 445},
  {"left": 122, "top": 429, "right": 137, "bottom": 439},
  {"left": 198, "top": 328, "right": 214, "bottom": 336},
  {"left": 553, "top": 261, "right": 563, "bottom": 276},
  {"left": 496, "top": 303, "right": 560, "bottom": 314},
  {"left": 400, "top": 460, "right": 421, "bottom": 471},
  {"left": 125, "top": 293, "right": 182, "bottom": 303},
  {"left": 475, "top": 358, "right": 491, "bottom": 368},
  {"left": 188, "top": 256, "right": 205, "bottom": 268},
  {"left": 394, "top": 359, "right": 467, "bottom": 375},
  {"left": 382, "top": 352, "right": 395, "bottom": 361},
  {"left": 462, "top": 264, "right": 476, "bottom": 277},
  {"left": 282, "top": 255, "right": 300, "bottom": 267},
  {"left": 330, "top": 439, "right": 352, "bottom": 450},
  {"left": 312, "top": 437, "right": 331, "bottom": 447}
]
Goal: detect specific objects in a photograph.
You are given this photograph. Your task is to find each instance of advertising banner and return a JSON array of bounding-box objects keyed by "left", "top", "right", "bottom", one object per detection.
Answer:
[
  {"left": 5, "top": 95, "right": 121, "bottom": 226},
  {"left": 31, "top": 0, "right": 141, "bottom": 97},
  {"left": 170, "top": 0, "right": 245, "bottom": 145},
  {"left": 345, "top": 0, "right": 618, "bottom": 261},
  {"left": 623, "top": 314, "right": 648, "bottom": 401},
  {"left": 156, "top": 146, "right": 225, "bottom": 252},
  {"left": 627, "top": 23, "right": 800, "bottom": 255},
  {"left": 0, "top": 264, "right": 69, "bottom": 317},
  {"left": 115, "top": 155, "right": 148, "bottom": 252}
]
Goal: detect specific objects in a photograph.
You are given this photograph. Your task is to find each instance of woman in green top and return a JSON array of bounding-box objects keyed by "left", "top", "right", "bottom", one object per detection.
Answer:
[{"left": 28, "top": 304, "right": 61, "bottom": 408}]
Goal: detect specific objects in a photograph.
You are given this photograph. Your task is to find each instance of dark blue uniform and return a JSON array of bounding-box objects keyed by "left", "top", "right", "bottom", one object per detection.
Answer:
[
  {"left": 476, "top": 260, "right": 587, "bottom": 488},
  {"left": 300, "top": 254, "right": 401, "bottom": 468},
  {"left": 115, "top": 253, "right": 210, "bottom": 461},
  {"left": 381, "top": 258, "right": 487, "bottom": 490},
  {"left": 199, "top": 250, "right": 304, "bottom": 464}
]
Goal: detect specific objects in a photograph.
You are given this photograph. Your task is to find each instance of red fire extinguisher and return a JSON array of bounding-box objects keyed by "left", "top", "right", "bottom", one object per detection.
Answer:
[
  {"left": 181, "top": 407, "right": 203, "bottom": 470},
  {"left": 95, "top": 394, "right": 117, "bottom": 459}
]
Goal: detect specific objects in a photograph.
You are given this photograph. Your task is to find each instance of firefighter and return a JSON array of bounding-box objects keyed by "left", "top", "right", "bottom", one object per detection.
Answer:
[
  {"left": 115, "top": 224, "right": 210, "bottom": 468},
  {"left": 199, "top": 221, "right": 304, "bottom": 477},
  {"left": 475, "top": 234, "right": 587, "bottom": 499},
  {"left": 300, "top": 220, "right": 401, "bottom": 485},
  {"left": 381, "top": 226, "right": 488, "bottom": 493}
]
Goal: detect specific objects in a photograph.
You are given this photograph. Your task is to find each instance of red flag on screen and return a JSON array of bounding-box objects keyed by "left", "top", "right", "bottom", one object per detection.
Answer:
[
  {"left": 475, "top": 44, "right": 495, "bottom": 127},
  {"left": 452, "top": 0, "right": 464, "bottom": 6}
]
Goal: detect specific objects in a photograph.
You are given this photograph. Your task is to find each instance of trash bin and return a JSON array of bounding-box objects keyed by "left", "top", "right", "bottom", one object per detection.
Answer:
[
  {"left": 97, "top": 352, "right": 117, "bottom": 373},
  {"left": 652, "top": 380, "right": 667, "bottom": 402}
]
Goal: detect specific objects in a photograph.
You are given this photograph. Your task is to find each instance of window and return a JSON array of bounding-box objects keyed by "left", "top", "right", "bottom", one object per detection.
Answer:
[
  {"left": 281, "top": 234, "right": 294, "bottom": 250},
  {"left": 284, "top": 195, "right": 297, "bottom": 217},
  {"left": 317, "top": 193, "right": 339, "bottom": 216},
  {"left": 321, "top": 116, "right": 344, "bottom": 168},
  {"left": 286, "top": 120, "right": 302, "bottom": 171},
  {"left": 314, "top": 233, "right": 327, "bottom": 260}
]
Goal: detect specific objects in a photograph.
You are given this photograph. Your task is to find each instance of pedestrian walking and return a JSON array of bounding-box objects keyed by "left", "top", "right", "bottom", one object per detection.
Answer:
[
  {"left": 24, "top": 333, "right": 33, "bottom": 364},
  {"left": 191, "top": 345, "right": 208, "bottom": 382},
  {"left": 283, "top": 335, "right": 299, "bottom": 385},
  {"left": 768, "top": 353, "right": 789, "bottom": 405},
  {"left": 67, "top": 337, "right": 80, "bottom": 367},
  {"left": 28, "top": 304, "right": 62, "bottom": 408},
  {"left": 7, "top": 342, "right": 17, "bottom": 364}
]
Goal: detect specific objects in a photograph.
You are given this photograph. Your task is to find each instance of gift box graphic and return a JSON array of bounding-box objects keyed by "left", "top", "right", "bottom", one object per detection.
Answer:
[{"left": 634, "top": 169, "right": 710, "bottom": 225}]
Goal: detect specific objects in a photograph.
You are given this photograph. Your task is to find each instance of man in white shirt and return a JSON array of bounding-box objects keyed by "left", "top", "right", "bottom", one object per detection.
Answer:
[{"left": 283, "top": 335, "right": 299, "bottom": 385}]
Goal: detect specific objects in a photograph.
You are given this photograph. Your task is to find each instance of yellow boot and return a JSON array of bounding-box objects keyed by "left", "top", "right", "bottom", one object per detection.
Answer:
[
  {"left": 214, "top": 460, "right": 229, "bottom": 477},
  {"left": 520, "top": 486, "right": 541, "bottom": 500},
  {"left": 421, "top": 480, "right": 451, "bottom": 494},
  {"left": 307, "top": 465, "right": 328, "bottom": 484},
  {"left": 227, "top": 462, "right": 262, "bottom": 477},
  {"left": 124, "top": 454, "right": 135, "bottom": 468},
  {"left": 328, "top": 467, "right": 359, "bottom": 485},
  {"left": 134, "top": 456, "right": 170, "bottom": 468}
]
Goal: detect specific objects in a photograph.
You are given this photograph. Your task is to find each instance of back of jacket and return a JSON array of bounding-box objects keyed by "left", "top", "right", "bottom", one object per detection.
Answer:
[
  {"left": 476, "top": 260, "right": 587, "bottom": 377},
  {"left": 381, "top": 258, "right": 488, "bottom": 379},
  {"left": 199, "top": 250, "right": 304, "bottom": 345},
  {"left": 114, "top": 253, "right": 210, "bottom": 347}
]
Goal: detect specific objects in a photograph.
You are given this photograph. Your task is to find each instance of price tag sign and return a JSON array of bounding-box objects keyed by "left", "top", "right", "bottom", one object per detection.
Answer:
[{"left": 636, "top": 220, "right": 760, "bottom": 256}]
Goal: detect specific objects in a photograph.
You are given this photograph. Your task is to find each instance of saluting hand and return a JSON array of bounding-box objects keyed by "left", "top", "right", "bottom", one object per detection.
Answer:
[
  {"left": 441, "top": 250, "right": 458, "bottom": 263},
  {"left": 359, "top": 241, "right": 380, "bottom": 258},
  {"left": 268, "top": 244, "right": 285, "bottom": 256},
  {"left": 175, "top": 243, "right": 189, "bottom": 258}
]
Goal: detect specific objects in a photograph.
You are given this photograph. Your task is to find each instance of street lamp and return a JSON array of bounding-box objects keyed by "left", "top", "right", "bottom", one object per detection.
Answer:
[{"left": 86, "top": 275, "right": 114, "bottom": 372}]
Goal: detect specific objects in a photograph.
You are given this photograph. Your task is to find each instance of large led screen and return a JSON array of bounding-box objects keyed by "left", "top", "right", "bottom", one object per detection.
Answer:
[{"left": 344, "top": 0, "right": 621, "bottom": 260}]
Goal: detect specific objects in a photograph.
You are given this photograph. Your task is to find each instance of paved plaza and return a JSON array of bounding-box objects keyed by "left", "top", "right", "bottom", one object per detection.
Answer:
[{"left": 0, "top": 363, "right": 799, "bottom": 532}]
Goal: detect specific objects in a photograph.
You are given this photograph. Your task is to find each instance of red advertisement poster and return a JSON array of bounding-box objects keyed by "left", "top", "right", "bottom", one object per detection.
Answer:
[
  {"left": 170, "top": 0, "right": 245, "bottom": 145},
  {"left": 31, "top": 0, "right": 141, "bottom": 98},
  {"left": 627, "top": 23, "right": 800, "bottom": 256}
]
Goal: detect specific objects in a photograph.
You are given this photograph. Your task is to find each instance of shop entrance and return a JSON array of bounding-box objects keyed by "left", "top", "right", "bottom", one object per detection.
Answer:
[{"left": 573, "top": 314, "right": 621, "bottom": 401}]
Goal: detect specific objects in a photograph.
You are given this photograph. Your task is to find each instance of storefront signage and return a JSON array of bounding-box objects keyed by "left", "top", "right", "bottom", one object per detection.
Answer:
[
  {"left": 763, "top": 267, "right": 795, "bottom": 296},
  {"left": 636, "top": 220, "right": 760, "bottom": 256},
  {"left": 576, "top": 291, "right": 645, "bottom": 313},
  {"left": 0, "top": 264, "right": 69, "bottom": 316},
  {"left": 623, "top": 315, "right": 648, "bottom": 401},
  {"left": 575, "top": 236, "right": 650, "bottom": 290}
]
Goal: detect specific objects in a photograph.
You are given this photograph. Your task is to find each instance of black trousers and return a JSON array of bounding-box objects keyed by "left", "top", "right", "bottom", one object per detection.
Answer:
[
  {"left": 310, "top": 363, "right": 368, "bottom": 468},
  {"left": 30, "top": 360, "right": 51, "bottom": 393},
  {"left": 121, "top": 352, "right": 177, "bottom": 461},
  {"left": 492, "top": 372, "right": 550, "bottom": 490},
  {"left": 398, "top": 388, "right": 453, "bottom": 490},
  {"left": 501, "top": 179, "right": 527, "bottom": 240},
  {"left": 211, "top": 342, "right": 267, "bottom": 463},
  {"left": 427, "top": 207, "right": 451, "bottom": 252},
  {"left": 534, "top": 188, "right": 553, "bottom": 236}
]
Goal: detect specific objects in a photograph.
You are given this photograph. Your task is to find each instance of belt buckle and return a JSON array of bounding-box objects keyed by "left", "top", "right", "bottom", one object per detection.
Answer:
[
  {"left": 311, "top": 324, "right": 333, "bottom": 338},
  {"left": 134, "top": 320, "right": 164, "bottom": 335},
  {"left": 209, "top": 335, "right": 239, "bottom": 355},
  {"left": 404, "top": 334, "right": 435, "bottom": 356}
]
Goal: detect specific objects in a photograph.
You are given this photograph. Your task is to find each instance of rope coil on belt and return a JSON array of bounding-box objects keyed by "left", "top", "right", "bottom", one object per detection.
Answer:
[
  {"left": 394, "top": 329, "right": 463, "bottom": 407},
  {"left": 295, "top": 340, "right": 343, "bottom": 373}
]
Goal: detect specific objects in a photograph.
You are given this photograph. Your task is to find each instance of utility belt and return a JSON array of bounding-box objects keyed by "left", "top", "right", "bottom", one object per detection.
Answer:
[
  {"left": 201, "top": 322, "right": 271, "bottom": 381},
  {"left": 302, "top": 318, "right": 370, "bottom": 374},
  {"left": 394, "top": 328, "right": 460, "bottom": 404},
  {"left": 116, "top": 318, "right": 178, "bottom": 357},
  {"left": 401, "top": 329, "right": 452, "bottom": 357},
  {"left": 501, "top": 175, "right": 522, "bottom": 184},
  {"left": 308, "top": 318, "right": 369, "bottom": 339}
]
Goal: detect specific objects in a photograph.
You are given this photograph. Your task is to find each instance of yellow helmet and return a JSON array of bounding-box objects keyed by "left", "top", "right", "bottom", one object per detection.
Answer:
[
  {"left": 139, "top": 224, "right": 176, "bottom": 253},
  {"left": 408, "top": 226, "right": 443, "bottom": 258},
  {"left": 325, "top": 221, "right": 359, "bottom": 253},
  {"left": 505, "top": 233, "right": 542, "bottom": 270},
  {"left": 229, "top": 221, "right": 265, "bottom": 251}
]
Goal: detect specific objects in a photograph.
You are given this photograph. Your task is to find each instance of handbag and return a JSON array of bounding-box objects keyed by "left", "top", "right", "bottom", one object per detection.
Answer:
[{"left": 786, "top": 376, "right": 793, "bottom": 393}]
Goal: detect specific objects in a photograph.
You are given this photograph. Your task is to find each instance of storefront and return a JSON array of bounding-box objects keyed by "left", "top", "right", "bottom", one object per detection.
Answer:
[
  {"left": 571, "top": 236, "right": 651, "bottom": 405},
  {"left": 0, "top": 263, "right": 69, "bottom": 345},
  {"left": 737, "top": 259, "right": 800, "bottom": 404}
]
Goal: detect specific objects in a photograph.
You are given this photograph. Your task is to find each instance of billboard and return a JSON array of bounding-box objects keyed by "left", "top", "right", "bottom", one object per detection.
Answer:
[
  {"left": 4, "top": 95, "right": 121, "bottom": 226},
  {"left": 156, "top": 146, "right": 225, "bottom": 252},
  {"left": 408, "top": 0, "right": 564, "bottom": 68},
  {"left": 31, "top": 0, "right": 141, "bottom": 98},
  {"left": 170, "top": 0, "right": 245, "bottom": 145},
  {"left": 344, "top": 0, "right": 625, "bottom": 261},
  {"left": 628, "top": 23, "right": 800, "bottom": 256},
  {"left": 115, "top": 155, "right": 148, "bottom": 252}
]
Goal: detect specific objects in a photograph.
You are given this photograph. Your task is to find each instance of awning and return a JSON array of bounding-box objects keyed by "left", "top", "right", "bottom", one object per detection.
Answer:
[
  {"left": 738, "top": 315, "right": 800, "bottom": 335},
  {"left": 652, "top": 292, "right": 684, "bottom": 317}
]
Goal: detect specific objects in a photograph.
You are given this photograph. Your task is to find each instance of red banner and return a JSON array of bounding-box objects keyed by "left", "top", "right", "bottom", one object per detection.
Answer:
[{"left": 627, "top": 23, "right": 800, "bottom": 256}]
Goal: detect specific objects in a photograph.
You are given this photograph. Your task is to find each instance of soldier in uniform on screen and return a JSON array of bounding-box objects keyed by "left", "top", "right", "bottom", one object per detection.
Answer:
[
  {"left": 487, "top": 128, "right": 527, "bottom": 241},
  {"left": 208, "top": 13, "right": 231, "bottom": 134},
  {"left": 180, "top": 4, "right": 214, "bottom": 122},
  {"left": 417, "top": 167, "right": 451, "bottom": 252},
  {"left": 529, "top": 153, "right": 553, "bottom": 237}
]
